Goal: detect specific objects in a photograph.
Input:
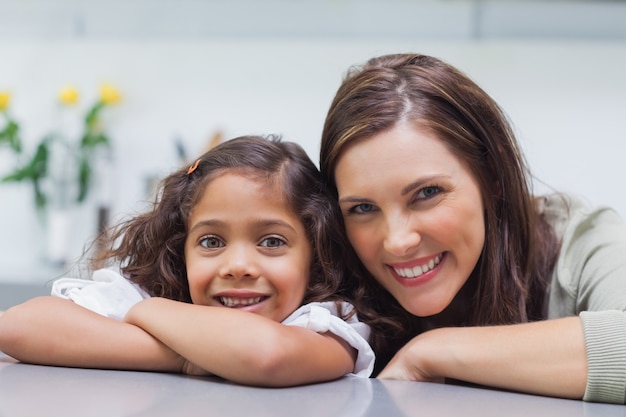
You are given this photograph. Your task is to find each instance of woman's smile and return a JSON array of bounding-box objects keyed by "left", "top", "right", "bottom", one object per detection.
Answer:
[
  {"left": 387, "top": 252, "right": 445, "bottom": 287},
  {"left": 388, "top": 252, "right": 443, "bottom": 279}
]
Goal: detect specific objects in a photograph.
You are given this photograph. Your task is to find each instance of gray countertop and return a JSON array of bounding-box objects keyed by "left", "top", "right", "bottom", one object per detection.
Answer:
[
  {"left": 0, "top": 283, "right": 51, "bottom": 311},
  {"left": 0, "top": 353, "right": 623, "bottom": 417}
]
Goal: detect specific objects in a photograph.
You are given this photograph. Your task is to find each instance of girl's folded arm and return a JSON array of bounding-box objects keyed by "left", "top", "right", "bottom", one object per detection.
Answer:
[
  {"left": 125, "top": 297, "right": 357, "bottom": 386},
  {"left": 0, "top": 296, "right": 185, "bottom": 372}
]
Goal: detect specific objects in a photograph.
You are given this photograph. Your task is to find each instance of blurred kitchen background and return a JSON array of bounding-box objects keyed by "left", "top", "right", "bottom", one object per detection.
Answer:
[{"left": 1, "top": 0, "right": 625, "bottom": 302}]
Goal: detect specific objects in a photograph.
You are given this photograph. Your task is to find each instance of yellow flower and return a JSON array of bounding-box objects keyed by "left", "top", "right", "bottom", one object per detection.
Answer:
[
  {"left": 100, "top": 83, "right": 121, "bottom": 105},
  {"left": 0, "top": 91, "right": 10, "bottom": 111},
  {"left": 58, "top": 86, "right": 79, "bottom": 105}
]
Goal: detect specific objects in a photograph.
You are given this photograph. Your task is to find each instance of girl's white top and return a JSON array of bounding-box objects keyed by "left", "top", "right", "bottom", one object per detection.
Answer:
[{"left": 51, "top": 268, "right": 375, "bottom": 377}]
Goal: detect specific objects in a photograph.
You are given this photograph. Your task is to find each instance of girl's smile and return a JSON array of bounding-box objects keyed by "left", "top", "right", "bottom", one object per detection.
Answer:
[
  {"left": 215, "top": 292, "right": 269, "bottom": 307},
  {"left": 334, "top": 120, "right": 485, "bottom": 317}
]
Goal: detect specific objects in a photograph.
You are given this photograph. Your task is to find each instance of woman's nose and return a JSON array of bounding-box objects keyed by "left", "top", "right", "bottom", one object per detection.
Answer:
[
  {"left": 219, "top": 246, "right": 260, "bottom": 280},
  {"left": 383, "top": 215, "right": 421, "bottom": 257}
]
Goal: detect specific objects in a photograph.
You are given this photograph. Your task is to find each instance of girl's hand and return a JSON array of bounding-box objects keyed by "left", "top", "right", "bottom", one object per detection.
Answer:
[
  {"left": 180, "top": 359, "right": 214, "bottom": 376},
  {"left": 124, "top": 299, "right": 214, "bottom": 377},
  {"left": 123, "top": 298, "right": 357, "bottom": 386}
]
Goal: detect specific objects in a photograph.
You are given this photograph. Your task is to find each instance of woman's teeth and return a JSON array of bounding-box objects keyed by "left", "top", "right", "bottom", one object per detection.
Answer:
[{"left": 394, "top": 254, "right": 442, "bottom": 278}]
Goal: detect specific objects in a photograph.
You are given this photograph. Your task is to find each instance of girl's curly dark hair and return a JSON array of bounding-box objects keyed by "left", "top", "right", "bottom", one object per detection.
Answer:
[{"left": 92, "top": 135, "right": 351, "bottom": 308}]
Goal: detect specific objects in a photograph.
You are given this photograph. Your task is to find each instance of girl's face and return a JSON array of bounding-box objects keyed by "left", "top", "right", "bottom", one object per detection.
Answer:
[
  {"left": 184, "top": 172, "right": 311, "bottom": 323},
  {"left": 334, "top": 121, "right": 485, "bottom": 317}
]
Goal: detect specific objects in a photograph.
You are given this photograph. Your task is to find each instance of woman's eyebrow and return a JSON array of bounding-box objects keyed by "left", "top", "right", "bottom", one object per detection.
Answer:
[
  {"left": 401, "top": 175, "right": 449, "bottom": 196},
  {"left": 338, "top": 175, "right": 451, "bottom": 203},
  {"left": 338, "top": 196, "right": 370, "bottom": 205}
]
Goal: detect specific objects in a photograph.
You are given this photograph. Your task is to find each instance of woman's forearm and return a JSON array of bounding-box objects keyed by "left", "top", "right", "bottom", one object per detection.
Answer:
[
  {"left": 0, "top": 296, "right": 184, "bottom": 372},
  {"left": 379, "top": 316, "right": 587, "bottom": 399}
]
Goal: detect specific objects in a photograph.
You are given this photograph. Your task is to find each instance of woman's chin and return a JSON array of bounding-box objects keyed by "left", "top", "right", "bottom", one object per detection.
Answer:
[{"left": 402, "top": 301, "right": 447, "bottom": 318}]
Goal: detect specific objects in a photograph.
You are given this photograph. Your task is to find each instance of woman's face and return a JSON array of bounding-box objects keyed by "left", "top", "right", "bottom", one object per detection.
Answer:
[{"left": 334, "top": 121, "right": 485, "bottom": 317}]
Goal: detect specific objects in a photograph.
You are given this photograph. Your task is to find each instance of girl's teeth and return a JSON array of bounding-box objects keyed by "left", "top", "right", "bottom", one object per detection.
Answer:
[{"left": 219, "top": 296, "right": 262, "bottom": 307}]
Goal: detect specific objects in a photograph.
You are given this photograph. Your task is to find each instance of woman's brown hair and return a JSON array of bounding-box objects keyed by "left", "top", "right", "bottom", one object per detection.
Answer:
[
  {"left": 320, "top": 53, "right": 559, "bottom": 371},
  {"left": 93, "top": 135, "right": 349, "bottom": 308}
]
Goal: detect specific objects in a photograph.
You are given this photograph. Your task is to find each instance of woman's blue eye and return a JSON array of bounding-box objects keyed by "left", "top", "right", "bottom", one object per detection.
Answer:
[
  {"left": 260, "top": 237, "right": 286, "bottom": 248},
  {"left": 351, "top": 203, "right": 376, "bottom": 214},
  {"left": 200, "top": 237, "right": 224, "bottom": 249},
  {"left": 418, "top": 186, "right": 441, "bottom": 199}
]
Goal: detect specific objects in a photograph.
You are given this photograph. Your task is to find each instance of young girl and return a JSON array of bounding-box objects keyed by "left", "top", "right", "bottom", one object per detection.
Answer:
[{"left": 0, "top": 135, "right": 374, "bottom": 386}]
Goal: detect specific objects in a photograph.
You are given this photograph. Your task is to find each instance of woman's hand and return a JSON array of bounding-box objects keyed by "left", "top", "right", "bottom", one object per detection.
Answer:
[
  {"left": 377, "top": 330, "right": 444, "bottom": 383},
  {"left": 377, "top": 318, "right": 587, "bottom": 399}
]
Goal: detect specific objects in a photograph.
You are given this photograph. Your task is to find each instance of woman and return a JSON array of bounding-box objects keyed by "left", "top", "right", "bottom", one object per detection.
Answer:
[{"left": 320, "top": 53, "right": 626, "bottom": 403}]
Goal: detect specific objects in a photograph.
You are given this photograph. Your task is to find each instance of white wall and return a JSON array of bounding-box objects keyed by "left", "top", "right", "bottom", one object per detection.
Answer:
[{"left": 1, "top": 39, "right": 626, "bottom": 282}]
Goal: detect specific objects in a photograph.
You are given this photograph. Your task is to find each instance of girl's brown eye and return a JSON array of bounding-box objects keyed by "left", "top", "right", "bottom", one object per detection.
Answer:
[
  {"left": 200, "top": 236, "right": 223, "bottom": 248},
  {"left": 260, "top": 237, "right": 286, "bottom": 248}
]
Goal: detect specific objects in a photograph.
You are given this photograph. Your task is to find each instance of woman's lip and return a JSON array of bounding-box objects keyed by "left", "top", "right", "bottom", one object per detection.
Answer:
[
  {"left": 387, "top": 253, "right": 443, "bottom": 270},
  {"left": 387, "top": 252, "right": 445, "bottom": 287}
]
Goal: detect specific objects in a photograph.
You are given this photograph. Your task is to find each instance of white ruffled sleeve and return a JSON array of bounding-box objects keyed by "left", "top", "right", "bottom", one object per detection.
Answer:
[
  {"left": 282, "top": 301, "right": 375, "bottom": 377},
  {"left": 51, "top": 268, "right": 150, "bottom": 321}
]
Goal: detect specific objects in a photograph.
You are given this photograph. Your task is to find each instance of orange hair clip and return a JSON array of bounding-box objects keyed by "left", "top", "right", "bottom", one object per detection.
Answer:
[{"left": 187, "top": 159, "right": 201, "bottom": 175}]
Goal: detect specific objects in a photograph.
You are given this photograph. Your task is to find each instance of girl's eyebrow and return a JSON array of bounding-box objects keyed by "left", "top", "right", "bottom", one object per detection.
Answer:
[
  {"left": 257, "top": 219, "right": 298, "bottom": 233},
  {"left": 188, "top": 219, "right": 298, "bottom": 234},
  {"left": 188, "top": 219, "right": 224, "bottom": 234}
]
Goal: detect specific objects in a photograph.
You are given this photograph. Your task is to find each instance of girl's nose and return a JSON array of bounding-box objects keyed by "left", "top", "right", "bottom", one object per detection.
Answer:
[
  {"left": 219, "top": 246, "right": 260, "bottom": 280},
  {"left": 383, "top": 215, "right": 421, "bottom": 257}
]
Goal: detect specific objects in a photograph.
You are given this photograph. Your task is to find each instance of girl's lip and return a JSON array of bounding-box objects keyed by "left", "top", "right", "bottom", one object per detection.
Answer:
[
  {"left": 214, "top": 290, "right": 268, "bottom": 298},
  {"left": 212, "top": 291, "right": 270, "bottom": 311},
  {"left": 387, "top": 252, "right": 446, "bottom": 287}
]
